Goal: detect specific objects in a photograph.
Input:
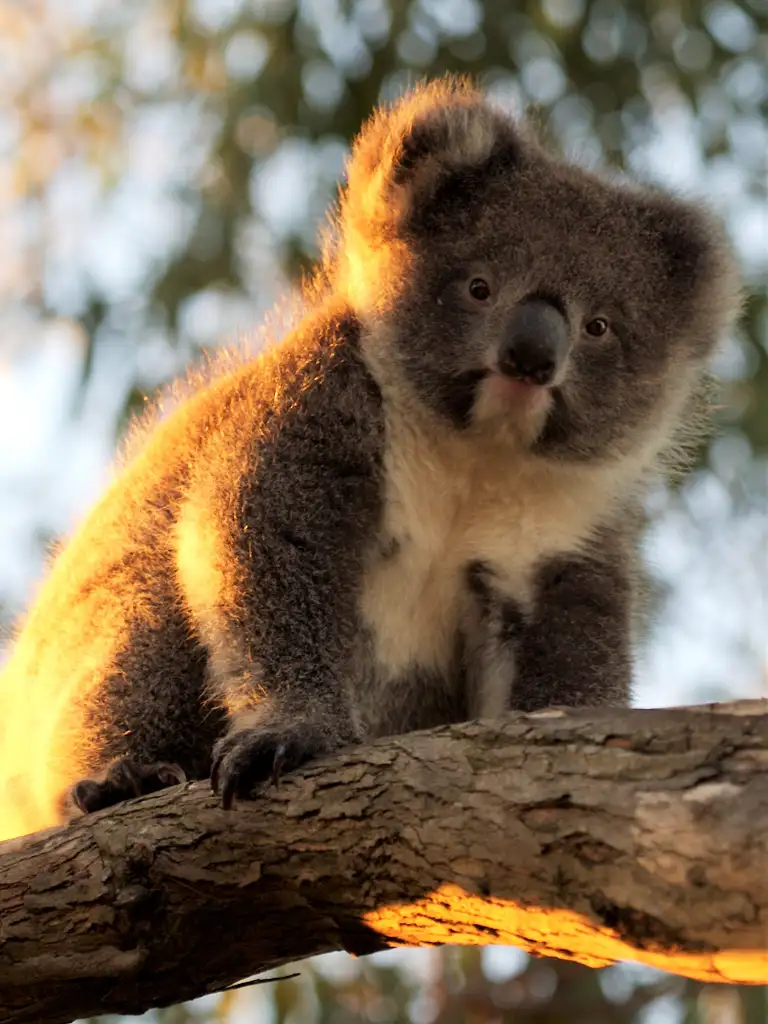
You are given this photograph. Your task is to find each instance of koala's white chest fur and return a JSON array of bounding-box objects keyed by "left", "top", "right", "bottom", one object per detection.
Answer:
[{"left": 359, "top": 402, "right": 628, "bottom": 684}]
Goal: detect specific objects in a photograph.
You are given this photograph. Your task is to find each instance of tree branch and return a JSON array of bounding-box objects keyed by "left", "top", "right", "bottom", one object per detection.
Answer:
[{"left": 1, "top": 701, "right": 766, "bottom": 1024}]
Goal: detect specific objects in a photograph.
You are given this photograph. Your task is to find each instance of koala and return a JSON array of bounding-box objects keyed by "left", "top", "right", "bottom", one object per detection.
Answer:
[{"left": 0, "top": 77, "right": 740, "bottom": 840}]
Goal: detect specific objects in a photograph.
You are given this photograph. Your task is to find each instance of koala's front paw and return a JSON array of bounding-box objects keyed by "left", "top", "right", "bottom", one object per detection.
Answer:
[
  {"left": 71, "top": 757, "right": 186, "bottom": 815},
  {"left": 210, "top": 721, "right": 343, "bottom": 810}
]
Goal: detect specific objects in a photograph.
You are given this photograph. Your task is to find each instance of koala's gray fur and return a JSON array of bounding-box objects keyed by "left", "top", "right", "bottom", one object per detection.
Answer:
[{"left": 0, "top": 77, "right": 741, "bottom": 837}]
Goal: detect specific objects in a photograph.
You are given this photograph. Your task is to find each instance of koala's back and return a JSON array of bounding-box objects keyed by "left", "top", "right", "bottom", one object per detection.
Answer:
[{"left": 0, "top": 301, "right": 378, "bottom": 838}]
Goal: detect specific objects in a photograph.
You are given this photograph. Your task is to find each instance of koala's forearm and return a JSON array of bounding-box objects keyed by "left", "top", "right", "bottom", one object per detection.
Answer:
[
  {"left": 511, "top": 545, "right": 634, "bottom": 711},
  {"left": 173, "top": 319, "right": 386, "bottom": 805},
  {"left": 177, "top": 325, "right": 384, "bottom": 719}
]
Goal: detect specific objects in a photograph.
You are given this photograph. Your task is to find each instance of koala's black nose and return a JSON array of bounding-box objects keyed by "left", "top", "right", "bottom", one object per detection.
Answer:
[{"left": 498, "top": 300, "right": 570, "bottom": 386}]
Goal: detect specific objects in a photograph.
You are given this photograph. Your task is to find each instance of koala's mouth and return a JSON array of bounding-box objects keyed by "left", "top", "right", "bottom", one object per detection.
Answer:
[
  {"left": 443, "top": 369, "right": 559, "bottom": 434},
  {"left": 486, "top": 373, "right": 551, "bottom": 403},
  {"left": 477, "top": 369, "right": 553, "bottom": 410}
]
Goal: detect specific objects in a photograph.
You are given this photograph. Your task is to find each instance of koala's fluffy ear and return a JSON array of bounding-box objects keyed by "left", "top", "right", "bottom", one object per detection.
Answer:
[
  {"left": 339, "top": 77, "right": 522, "bottom": 246},
  {"left": 639, "top": 194, "right": 743, "bottom": 345}
]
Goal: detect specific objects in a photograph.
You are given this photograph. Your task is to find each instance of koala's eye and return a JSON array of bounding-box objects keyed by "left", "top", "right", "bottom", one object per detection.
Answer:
[
  {"left": 468, "top": 278, "right": 492, "bottom": 302},
  {"left": 585, "top": 317, "right": 609, "bottom": 338}
]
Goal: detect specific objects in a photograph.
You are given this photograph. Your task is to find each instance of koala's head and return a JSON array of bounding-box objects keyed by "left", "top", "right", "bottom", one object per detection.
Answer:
[{"left": 333, "top": 77, "right": 742, "bottom": 461}]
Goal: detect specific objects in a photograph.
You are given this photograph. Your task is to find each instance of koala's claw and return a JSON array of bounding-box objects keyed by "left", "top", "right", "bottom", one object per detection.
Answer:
[
  {"left": 271, "top": 742, "right": 288, "bottom": 788},
  {"left": 71, "top": 756, "right": 186, "bottom": 815},
  {"left": 210, "top": 725, "right": 335, "bottom": 810}
]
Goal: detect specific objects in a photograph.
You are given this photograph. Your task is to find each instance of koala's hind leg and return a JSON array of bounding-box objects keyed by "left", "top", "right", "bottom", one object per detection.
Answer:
[{"left": 61, "top": 580, "right": 226, "bottom": 820}]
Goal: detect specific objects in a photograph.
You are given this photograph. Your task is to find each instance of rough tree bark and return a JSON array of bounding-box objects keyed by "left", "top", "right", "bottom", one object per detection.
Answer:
[{"left": 1, "top": 700, "right": 766, "bottom": 1024}]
